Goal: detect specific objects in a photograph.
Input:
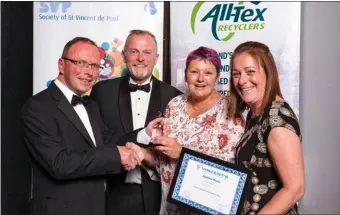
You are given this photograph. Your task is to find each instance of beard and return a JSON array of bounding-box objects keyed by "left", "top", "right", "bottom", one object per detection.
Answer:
[{"left": 128, "top": 66, "right": 154, "bottom": 82}]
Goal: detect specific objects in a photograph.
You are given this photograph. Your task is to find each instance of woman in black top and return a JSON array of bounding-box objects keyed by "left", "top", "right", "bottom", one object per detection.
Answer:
[{"left": 228, "top": 41, "right": 305, "bottom": 215}]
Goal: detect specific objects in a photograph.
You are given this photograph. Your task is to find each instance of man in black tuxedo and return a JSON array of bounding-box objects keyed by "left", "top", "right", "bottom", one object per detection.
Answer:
[
  {"left": 21, "top": 37, "right": 140, "bottom": 215},
  {"left": 90, "top": 30, "right": 182, "bottom": 215}
]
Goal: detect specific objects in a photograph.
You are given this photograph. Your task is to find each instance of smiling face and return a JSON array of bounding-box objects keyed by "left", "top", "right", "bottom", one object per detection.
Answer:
[
  {"left": 58, "top": 41, "right": 100, "bottom": 96},
  {"left": 231, "top": 53, "right": 267, "bottom": 112},
  {"left": 185, "top": 59, "right": 219, "bottom": 101},
  {"left": 122, "top": 34, "right": 159, "bottom": 83}
]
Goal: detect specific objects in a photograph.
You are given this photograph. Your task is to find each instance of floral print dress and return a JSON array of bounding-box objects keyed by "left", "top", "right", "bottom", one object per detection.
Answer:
[{"left": 156, "top": 94, "right": 244, "bottom": 215}]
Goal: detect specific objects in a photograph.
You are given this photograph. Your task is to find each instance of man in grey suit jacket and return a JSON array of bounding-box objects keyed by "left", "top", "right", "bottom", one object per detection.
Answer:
[{"left": 21, "top": 37, "right": 140, "bottom": 215}]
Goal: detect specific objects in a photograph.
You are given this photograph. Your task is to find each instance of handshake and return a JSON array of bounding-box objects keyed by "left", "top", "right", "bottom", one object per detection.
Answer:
[
  {"left": 117, "top": 116, "right": 182, "bottom": 171},
  {"left": 116, "top": 117, "right": 167, "bottom": 171},
  {"left": 117, "top": 143, "right": 145, "bottom": 171}
]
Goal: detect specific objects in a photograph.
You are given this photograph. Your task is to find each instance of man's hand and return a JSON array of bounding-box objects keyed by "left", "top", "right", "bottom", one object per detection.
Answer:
[
  {"left": 145, "top": 117, "right": 170, "bottom": 140},
  {"left": 117, "top": 146, "right": 141, "bottom": 171},
  {"left": 126, "top": 142, "right": 145, "bottom": 162},
  {"left": 145, "top": 117, "right": 164, "bottom": 137}
]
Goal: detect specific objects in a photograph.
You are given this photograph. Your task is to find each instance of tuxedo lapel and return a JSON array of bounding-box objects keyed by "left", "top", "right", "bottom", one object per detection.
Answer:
[
  {"left": 118, "top": 76, "right": 134, "bottom": 133},
  {"left": 85, "top": 102, "right": 103, "bottom": 146},
  {"left": 145, "top": 77, "right": 161, "bottom": 126},
  {"left": 49, "top": 83, "right": 95, "bottom": 147}
]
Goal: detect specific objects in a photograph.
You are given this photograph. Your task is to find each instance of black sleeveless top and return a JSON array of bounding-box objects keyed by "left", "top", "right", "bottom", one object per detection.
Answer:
[{"left": 236, "top": 101, "right": 301, "bottom": 215}]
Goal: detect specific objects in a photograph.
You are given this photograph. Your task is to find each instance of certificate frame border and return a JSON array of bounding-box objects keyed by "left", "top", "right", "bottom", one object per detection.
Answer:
[{"left": 167, "top": 147, "right": 251, "bottom": 215}]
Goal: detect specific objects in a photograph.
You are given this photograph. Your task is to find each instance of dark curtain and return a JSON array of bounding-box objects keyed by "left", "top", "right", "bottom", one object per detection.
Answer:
[
  {"left": 163, "top": 2, "right": 171, "bottom": 84},
  {"left": 1, "top": 2, "right": 33, "bottom": 214}
]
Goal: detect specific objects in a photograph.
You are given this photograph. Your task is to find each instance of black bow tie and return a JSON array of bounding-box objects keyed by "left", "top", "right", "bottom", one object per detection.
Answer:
[
  {"left": 128, "top": 83, "right": 151, "bottom": 93},
  {"left": 71, "top": 95, "right": 89, "bottom": 106}
]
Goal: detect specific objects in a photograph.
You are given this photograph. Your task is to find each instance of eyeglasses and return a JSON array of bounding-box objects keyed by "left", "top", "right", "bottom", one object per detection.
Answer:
[{"left": 62, "top": 57, "right": 104, "bottom": 72}]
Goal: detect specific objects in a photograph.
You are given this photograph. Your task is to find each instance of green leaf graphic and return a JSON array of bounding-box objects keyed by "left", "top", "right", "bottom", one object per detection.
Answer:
[{"left": 191, "top": 1, "right": 205, "bottom": 34}]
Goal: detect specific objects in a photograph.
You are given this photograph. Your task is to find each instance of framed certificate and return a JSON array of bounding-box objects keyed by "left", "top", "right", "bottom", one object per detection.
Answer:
[{"left": 167, "top": 147, "right": 251, "bottom": 215}]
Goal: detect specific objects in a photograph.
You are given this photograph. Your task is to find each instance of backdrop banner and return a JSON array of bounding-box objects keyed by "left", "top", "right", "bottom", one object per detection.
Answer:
[
  {"left": 34, "top": 2, "right": 164, "bottom": 95},
  {"left": 170, "top": 2, "right": 301, "bottom": 117}
]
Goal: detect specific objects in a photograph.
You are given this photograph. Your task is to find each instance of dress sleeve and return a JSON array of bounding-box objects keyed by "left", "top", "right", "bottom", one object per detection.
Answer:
[
  {"left": 163, "top": 94, "right": 179, "bottom": 118},
  {"left": 263, "top": 102, "right": 301, "bottom": 142}
]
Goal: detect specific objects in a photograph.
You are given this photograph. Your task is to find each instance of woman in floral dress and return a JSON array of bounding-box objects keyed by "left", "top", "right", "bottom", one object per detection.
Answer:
[{"left": 128, "top": 46, "right": 244, "bottom": 215}]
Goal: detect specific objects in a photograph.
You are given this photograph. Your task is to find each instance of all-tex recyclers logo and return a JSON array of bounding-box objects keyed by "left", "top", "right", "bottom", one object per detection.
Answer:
[{"left": 191, "top": 1, "right": 267, "bottom": 42}]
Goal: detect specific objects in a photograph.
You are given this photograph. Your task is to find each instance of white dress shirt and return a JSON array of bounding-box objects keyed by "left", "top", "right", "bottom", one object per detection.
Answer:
[
  {"left": 125, "top": 76, "right": 160, "bottom": 183},
  {"left": 54, "top": 79, "right": 96, "bottom": 146}
]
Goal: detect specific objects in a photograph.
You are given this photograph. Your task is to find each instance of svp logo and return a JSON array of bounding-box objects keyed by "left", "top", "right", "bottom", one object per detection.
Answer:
[
  {"left": 39, "top": 2, "right": 72, "bottom": 13},
  {"left": 191, "top": 1, "right": 267, "bottom": 42}
]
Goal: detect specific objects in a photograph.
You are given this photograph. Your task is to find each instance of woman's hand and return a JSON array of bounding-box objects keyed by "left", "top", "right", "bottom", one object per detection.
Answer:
[{"left": 153, "top": 136, "right": 182, "bottom": 159}]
